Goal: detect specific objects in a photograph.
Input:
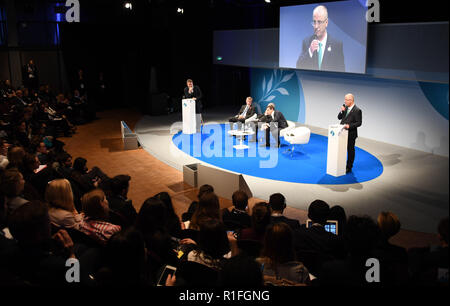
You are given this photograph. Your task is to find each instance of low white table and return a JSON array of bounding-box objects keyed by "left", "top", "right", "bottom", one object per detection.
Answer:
[{"left": 228, "top": 129, "right": 255, "bottom": 150}]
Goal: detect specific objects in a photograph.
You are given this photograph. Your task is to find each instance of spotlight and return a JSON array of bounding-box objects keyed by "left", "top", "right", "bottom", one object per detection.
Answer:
[
  {"left": 265, "top": 0, "right": 271, "bottom": 3},
  {"left": 124, "top": 2, "right": 133, "bottom": 10},
  {"left": 177, "top": 7, "right": 184, "bottom": 14}
]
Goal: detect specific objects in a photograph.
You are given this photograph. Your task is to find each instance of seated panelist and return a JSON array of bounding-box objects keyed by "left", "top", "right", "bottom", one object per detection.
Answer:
[{"left": 229, "top": 97, "right": 256, "bottom": 129}]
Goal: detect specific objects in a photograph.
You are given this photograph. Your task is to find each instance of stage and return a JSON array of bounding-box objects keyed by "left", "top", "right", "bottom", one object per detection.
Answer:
[{"left": 135, "top": 107, "right": 449, "bottom": 234}]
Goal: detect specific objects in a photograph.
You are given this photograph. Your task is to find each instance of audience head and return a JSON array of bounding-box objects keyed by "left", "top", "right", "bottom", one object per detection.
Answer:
[
  {"left": 198, "top": 184, "right": 214, "bottom": 199},
  {"left": 269, "top": 193, "right": 286, "bottom": 213},
  {"left": 198, "top": 218, "right": 230, "bottom": 260},
  {"left": 22, "top": 153, "right": 40, "bottom": 173},
  {"left": 45, "top": 179, "right": 75, "bottom": 212},
  {"left": 308, "top": 200, "right": 330, "bottom": 225},
  {"left": 7, "top": 146, "right": 26, "bottom": 169},
  {"left": 437, "top": 217, "right": 449, "bottom": 246},
  {"left": 8, "top": 201, "right": 51, "bottom": 247},
  {"left": 136, "top": 197, "right": 167, "bottom": 234},
  {"left": 345, "top": 215, "right": 379, "bottom": 257},
  {"left": 377, "top": 211, "right": 401, "bottom": 240},
  {"left": 81, "top": 189, "right": 109, "bottom": 221},
  {"left": 154, "top": 191, "right": 177, "bottom": 217},
  {"left": 110, "top": 174, "right": 131, "bottom": 198},
  {"left": 251, "top": 202, "right": 271, "bottom": 235},
  {"left": 218, "top": 254, "right": 263, "bottom": 287},
  {"left": 0, "top": 168, "right": 25, "bottom": 198},
  {"left": 182, "top": 201, "right": 198, "bottom": 222},
  {"left": 232, "top": 190, "right": 248, "bottom": 211},
  {"left": 329, "top": 205, "right": 347, "bottom": 235},
  {"left": 73, "top": 157, "right": 88, "bottom": 173},
  {"left": 262, "top": 222, "right": 296, "bottom": 266},
  {"left": 191, "top": 192, "right": 220, "bottom": 230},
  {"left": 57, "top": 152, "right": 72, "bottom": 168},
  {"left": 101, "top": 227, "right": 147, "bottom": 285}
]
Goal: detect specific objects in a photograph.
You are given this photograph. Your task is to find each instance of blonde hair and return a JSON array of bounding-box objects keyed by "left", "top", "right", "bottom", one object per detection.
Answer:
[{"left": 45, "top": 179, "right": 75, "bottom": 212}]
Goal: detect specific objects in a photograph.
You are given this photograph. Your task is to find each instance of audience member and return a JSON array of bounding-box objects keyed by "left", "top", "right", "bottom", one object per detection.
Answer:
[
  {"left": 187, "top": 191, "right": 221, "bottom": 231},
  {"left": 374, "top": 211, "right": 409, "bottom": 285},
  {"left": 257, "top": 222, "right": 310, "bottom": 285},
  {"left": 79, "top": 189, "right": 121, "bottom": 244},
  {"left": 269, "top": 193, "right": 300, "bottom": 230},
  {"left": 222, "top": 190, "right": 251, "bottom": 231},
  {"left": 328, "top": 205, "right": 347, "bottom": 237},
  {"left": 0, "top": 168, "right": 28, "bottom": 215},
  {"left": 154, "top": 191, "right": 182, "bottom": 238},
  {"left": 319, "top": 215, "right": 381, "bottom": 287},
  {"left": 181, "top": 184, "right": 214, "bottom": 223},
  {"left": 8, "top": 201, "right": 77, "bottom": 286},
  {"left": 45, "top": 179, "right": 82, "bottom": 230},
  {"left": 71, "top": 157, "right": 109, "bottom": 193},
  {"left": 239, "top": 202, "right": 271, "bottom": 243},
  {"left": 218, "top": 253, "right": 264, "bottom": 287},
  {"left": 107, "top": 174, "right": 137, "bottom": 228}
]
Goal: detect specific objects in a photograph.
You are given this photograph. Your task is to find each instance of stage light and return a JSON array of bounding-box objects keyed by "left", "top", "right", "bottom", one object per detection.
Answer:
[
  {"left": 265, "top": 0, "right": 271, "bottom": 3},
  {"left": 177, "top": 7, "right": 184, "bottom": 14},
  {"left": 124, "top": 2, "right": 133, "bottom": 10}
]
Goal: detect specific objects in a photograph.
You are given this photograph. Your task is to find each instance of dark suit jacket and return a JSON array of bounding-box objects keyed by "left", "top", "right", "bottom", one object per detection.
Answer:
[
  {"left": 338, "top": 105, "right": 362, "bottom": 139},
  {"left": 107, "top": 195, "right": 138, "bottom": 227},
  {"left": 294, "top": 224, "right": 346, "bottom": 260},
  {"left": 222, "top": 208, "right": 252, "bottom": 230},
  {"left": 270, "top": 216, "right": 301, "bottom": 231},
  {"left": 236, "top": 104, "right": 256, "bottom": 119},
  {"left": 296, "top": 34, "right": 345, "bottom": 72},
  {"left": 258, "top": 110, "right": 288, "bottom": 130},
  {"left": 184, "top": 85, "right": 203, "bottom": 113}
]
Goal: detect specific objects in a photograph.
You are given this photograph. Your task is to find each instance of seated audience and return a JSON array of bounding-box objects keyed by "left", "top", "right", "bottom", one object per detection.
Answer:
[
  {"left": 218, "top": 253, "right": 264, "bottom": 287},
  {"left": 294, "top": 200, "right": 345, "bottom": 262},
  {"left": 71, "top": 157, "right": 109, "bottom": 193},
  {"left": 319, "top": 215, "right": 381, "bottom": 287},
  {"left": 79, "top": 189, "right": 121, "bottom": 245},
  {"left": 96, "top": 227, "right": 149, "bottom": 287},
  {"left": 269, "top": 193, "right": 300, "bottom": 230},
  {"left": 239, "top": 202, "right": 271, "bottom": 243},
  {"left": 107, "top": 174, "right": 137, "bottom": 228},
  {"left": 257, "top": 222, "right": 310, "bottom": 285},
  {"left": 154, "top": 191, "right": 182, "bottom": 238},
  {"left": 8, "top": 201, "right": 77, "bottom": 286},
  {"left": 45, "top": 178, "right": 83, "bottom": 230},
  {"left": 187, "top": 192, "right": 221, "bottom": 231},
  {"left": 222, "top": 190, "right": 251, "bottom": 231},
  {"left": 374, "top": 211, "right": 409, "bottom": 285},
  {"left": 181, "top": 184, "right": 214, "bottom": 224},
  {"left": 0, "top": 168, "right": 28, "bottom": 215},
  {"left": 328, "top": 205, "right": 347, "bottom": 237}
]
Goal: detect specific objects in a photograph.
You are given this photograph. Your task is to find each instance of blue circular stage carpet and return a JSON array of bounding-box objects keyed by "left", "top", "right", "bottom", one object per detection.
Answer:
[{"left": 172, "top": 124, "right": 383, "bottom": 185}]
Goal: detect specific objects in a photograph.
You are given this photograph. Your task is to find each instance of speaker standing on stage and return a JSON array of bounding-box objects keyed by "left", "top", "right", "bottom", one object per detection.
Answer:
[
  {"left": 338, "top": 93, "right": 362, "bottom": 174},
  {"left": 184, "top": 79, "right": 203, "bottom": 115}
]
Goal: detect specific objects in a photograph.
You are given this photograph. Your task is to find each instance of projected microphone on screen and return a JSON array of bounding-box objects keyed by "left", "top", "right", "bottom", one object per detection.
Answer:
[{"left": 296, "top": 5, "right": 345, "bottom": 72}]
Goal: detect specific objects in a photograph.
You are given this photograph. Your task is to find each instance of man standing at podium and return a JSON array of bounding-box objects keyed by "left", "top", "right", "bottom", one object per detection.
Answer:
[
  {"left": 184, "top": 79, "right": 203, "bottom": 120},
  {"left": 338, "top": 93, "right": 362, "bottom": 173}
]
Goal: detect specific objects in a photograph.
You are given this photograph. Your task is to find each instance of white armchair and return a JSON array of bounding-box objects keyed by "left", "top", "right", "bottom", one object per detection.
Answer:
[
  {"left": 280, "top": 120, "right": 296, "bottom": 138},
  {"left": 283, "top": 126, "right": 311, "bottom": 156}
]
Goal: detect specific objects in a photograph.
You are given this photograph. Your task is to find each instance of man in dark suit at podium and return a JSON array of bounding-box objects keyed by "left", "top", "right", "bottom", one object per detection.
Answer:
[
  {"left": 183, "top": 79, "right": 203, "bottom": 114},
  {"left": 338, "top": 93, "right": 362, "bottom": 173},
  {"left": 229, "top": 97, "right": 256, "bottom": 130},
  {"left": 296, "top": 5, "right": 345, "bottom": 72},
  {"left": 258, "top": 103, "right": 288, "bottom": 148}
]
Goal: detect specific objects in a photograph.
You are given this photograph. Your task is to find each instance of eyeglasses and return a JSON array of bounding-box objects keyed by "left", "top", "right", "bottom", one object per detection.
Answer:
[{"left": 311, "top": 19, "right": 327, "bottom": 26}]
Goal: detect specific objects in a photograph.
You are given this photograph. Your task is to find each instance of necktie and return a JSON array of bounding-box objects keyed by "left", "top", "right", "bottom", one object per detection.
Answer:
[
  {"left": 242, "top": 105, "right": 248, "bottom": 117},
  {"left": 318, "top": 42, "right": 323, "bottom": 70},
  {"left": 345, "top": 108, "right": 351, "bottom": 117}
]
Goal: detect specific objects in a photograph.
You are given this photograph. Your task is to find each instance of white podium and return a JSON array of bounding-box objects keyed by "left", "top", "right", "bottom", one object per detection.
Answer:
[
  {"left": 182, "top": 99, "right": 196, "bottom": 134},
  {"left": 326, "top": 124, "right": 348, "bottom": 177}
]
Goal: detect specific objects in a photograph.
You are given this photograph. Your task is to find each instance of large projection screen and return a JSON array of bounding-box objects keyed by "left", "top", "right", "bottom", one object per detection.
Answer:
[{"left": 279, "top": 0, "right": 368, "bottom": 74}]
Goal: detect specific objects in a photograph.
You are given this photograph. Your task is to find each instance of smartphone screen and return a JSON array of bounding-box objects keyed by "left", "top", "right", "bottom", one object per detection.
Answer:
[{"left": 157, "top": 265, "right": 176, "bottom": 286}]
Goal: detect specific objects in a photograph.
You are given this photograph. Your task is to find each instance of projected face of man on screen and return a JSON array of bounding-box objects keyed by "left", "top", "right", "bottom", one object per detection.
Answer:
[{"left": 313, "top": 6, "right": 328, "bottom": 39}]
